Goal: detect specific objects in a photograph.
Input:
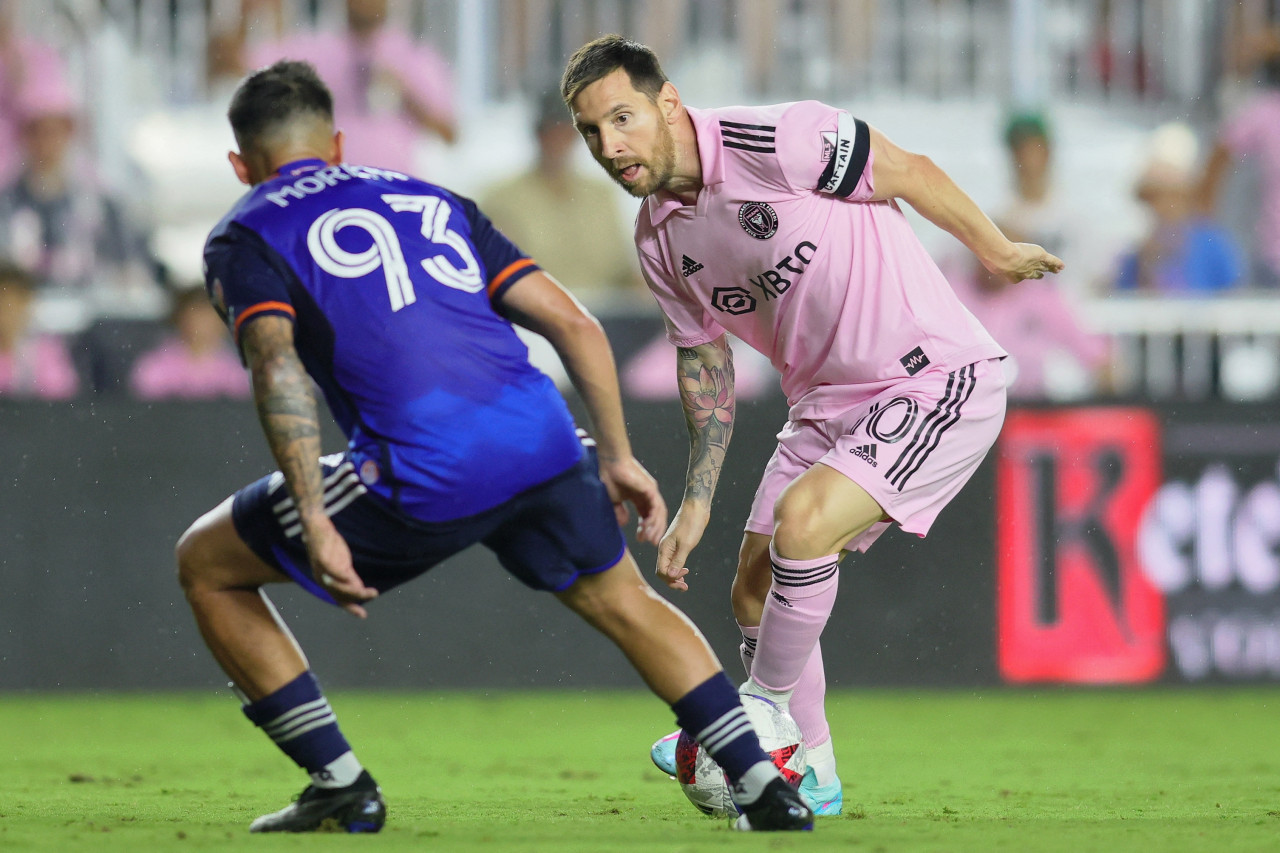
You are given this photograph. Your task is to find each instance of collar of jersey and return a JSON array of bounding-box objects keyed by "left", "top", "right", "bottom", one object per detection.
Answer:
[
  {"left": 644, "top": 105, "right": 724, "bottom": 226},
  {"left": 272, "top": 158, "right": 329, "bottom": 179}
]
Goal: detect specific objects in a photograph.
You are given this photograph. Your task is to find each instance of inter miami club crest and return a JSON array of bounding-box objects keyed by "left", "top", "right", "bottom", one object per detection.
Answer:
[{"left": 738, "top": 202, "right": 778, "bottom": 240}]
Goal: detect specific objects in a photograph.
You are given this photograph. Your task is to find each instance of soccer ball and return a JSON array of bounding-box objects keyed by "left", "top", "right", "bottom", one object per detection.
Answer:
[{"left": 673, "top": 694, "right": 806, "bottom": 817}]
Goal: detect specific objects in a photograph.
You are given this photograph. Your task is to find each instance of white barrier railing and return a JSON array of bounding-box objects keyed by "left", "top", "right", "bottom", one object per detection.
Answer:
[{"left": 1083, "top": 295, "right": 1280, "bottom": 401}]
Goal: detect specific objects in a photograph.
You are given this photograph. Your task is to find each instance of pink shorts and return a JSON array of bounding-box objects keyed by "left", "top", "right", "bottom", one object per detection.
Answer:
[{"left": 746, "top": 359, "right": 1007, "bottom": 553}]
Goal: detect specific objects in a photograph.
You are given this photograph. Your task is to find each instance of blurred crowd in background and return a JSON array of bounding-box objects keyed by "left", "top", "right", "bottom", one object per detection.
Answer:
[{"left": 0, "top": 0, "right": 1278, "bottom": 405}]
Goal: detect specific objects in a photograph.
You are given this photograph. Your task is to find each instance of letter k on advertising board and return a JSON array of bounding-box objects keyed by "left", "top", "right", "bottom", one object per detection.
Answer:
[{"left": 996, "top": 408, "right": 1166, "bottom": 683}]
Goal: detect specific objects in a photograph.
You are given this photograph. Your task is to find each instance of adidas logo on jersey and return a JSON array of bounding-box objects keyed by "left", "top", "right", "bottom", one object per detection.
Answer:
[
  {"left": 681, "top": 255, "right": 704, "bottom": 276},
  {"left": 852, "top": 444, "right": 878, "bottom": 467}
]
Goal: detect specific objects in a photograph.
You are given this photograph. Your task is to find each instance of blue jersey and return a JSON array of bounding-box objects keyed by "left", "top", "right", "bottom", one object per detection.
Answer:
[{"left": 204, "top": 158, "right": 584, "bottom": 522}]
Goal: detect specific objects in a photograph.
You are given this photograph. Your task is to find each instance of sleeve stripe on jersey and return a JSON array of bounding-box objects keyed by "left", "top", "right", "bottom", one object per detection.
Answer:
[
  {"left": 487, "top": 257, "right": 537, "bottom": 298},
  {"left": 234, "top": 301, "right": 296, "bottom": 335},
  {"left": 722, "top": 128, "right": 775, "bottom": 144},
  {"left": 817, "top": 113, "right": 871, "bottom": 198},
  {"left": 724, "top": 141, "right": 777, "bottom": 153},
  {"left": 721, "top": 121, "right": 776, "bottom": 154}
]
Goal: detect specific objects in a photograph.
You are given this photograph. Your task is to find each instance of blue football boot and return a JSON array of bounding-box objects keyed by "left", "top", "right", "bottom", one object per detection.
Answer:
[
  {"left": 650, "top": 730, "right": 680, "bottom": 777},
  {"left": 798, "top": 766, "right": 843, "bottom": 816}
]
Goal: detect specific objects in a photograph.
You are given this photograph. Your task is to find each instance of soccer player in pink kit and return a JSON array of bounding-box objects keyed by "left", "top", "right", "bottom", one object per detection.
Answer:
[{"left": 562, "top": 35, "right": 1064, "bottom": 815}]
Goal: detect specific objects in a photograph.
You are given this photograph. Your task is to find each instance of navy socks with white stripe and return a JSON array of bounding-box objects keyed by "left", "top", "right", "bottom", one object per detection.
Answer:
[
  {"left": 242, "top": 671, "right": 365, "bottom": 789},
  {"left": 671, "top": 672, "right": 776, "bottom": 805}
]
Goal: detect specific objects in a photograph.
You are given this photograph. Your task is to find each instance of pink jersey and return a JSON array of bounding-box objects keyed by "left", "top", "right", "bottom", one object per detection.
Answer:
[
  {"left": 635, "top": 102, "right": 1005, "bottom": 421},
  {"left": 0, "top": 334, "right": 78, "bottom": 400},
  {"left": 128, "top": 337, "right": 251, "bottom": 401}
]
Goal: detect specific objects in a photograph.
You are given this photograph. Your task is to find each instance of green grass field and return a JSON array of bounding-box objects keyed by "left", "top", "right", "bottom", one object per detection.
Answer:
[{"left": 1, "top": 688, "right": 1278, "bottom": 851}]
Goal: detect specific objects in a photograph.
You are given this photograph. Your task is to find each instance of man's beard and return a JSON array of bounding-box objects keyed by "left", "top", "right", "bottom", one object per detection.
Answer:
[{"left": 609, "top": 123, "right": 676, "bottom": 198}]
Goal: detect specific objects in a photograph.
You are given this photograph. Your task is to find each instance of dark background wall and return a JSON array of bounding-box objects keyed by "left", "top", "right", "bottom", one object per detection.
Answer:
[{"left": 0, "top": 396, "right": 998, "bottom": 691}]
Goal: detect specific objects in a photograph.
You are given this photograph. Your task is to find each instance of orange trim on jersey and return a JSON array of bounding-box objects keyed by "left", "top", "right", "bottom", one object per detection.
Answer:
[
  {"left": 234, "top": 301, "right": 296, "bottom": 336},
  {"left": 487, "top": 258, "right": 537, "bottom": 297}
]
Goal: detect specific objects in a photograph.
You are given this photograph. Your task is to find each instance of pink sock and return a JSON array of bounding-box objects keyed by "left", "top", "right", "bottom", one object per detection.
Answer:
[
  {"left": 751, "top": 546, "right": 839, "bottom": 694},
  {"left": 741, "top": 620, "right": 830, "bottom": 747},
  {"left": 790, "top": 640, "right": 831, "bottom": 748}
]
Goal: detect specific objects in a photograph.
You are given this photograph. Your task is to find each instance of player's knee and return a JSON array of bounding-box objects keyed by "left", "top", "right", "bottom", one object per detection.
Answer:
[
  {"left": 771, "top": 494, "right": 830, "bottom": 558},
  {"left": 175, "top": 515, "right": 236, "bottom": 598},
  {"left": 174, "top": 521, "right": 209, "bottom": 595}
]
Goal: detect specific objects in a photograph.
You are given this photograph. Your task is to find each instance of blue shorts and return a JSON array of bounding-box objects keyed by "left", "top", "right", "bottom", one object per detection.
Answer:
[{"left": 230, "top": 444, "right": 627, "bottom": 606}]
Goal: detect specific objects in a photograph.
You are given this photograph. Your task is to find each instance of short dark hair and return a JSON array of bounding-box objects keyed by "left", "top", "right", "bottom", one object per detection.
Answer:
[
  {"left": 228, "top": 60, "right": 334, "bottom": 154},
  {"left": 560, "top": 34, "right": 668, "bottom": 106},
  {"left": 1003, "top": 112, "right": 1050, "bottom": 150}
]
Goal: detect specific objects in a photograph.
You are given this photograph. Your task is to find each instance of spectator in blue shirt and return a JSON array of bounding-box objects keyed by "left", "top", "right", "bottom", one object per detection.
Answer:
[{"left": 1116, "top": 123, "right": 1245, "bottom": 294}]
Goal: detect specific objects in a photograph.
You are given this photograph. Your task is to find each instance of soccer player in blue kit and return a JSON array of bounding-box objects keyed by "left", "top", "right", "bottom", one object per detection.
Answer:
[{"left": 176, "top": 61, "right": 813, "bottom": 834}]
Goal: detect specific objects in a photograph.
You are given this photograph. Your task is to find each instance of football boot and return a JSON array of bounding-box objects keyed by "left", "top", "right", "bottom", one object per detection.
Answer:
[
  {"left": 249, "top": 770, "right": 385, "bottom": 833},
  {"left": 650, "top": 729, "right": 680, "bottom": 777},
  {"left": 798, "top": 766, "right": 843, "bottom": 816},
  {"left": 733, "top": 776, "right": 815, "bottom": 831}
]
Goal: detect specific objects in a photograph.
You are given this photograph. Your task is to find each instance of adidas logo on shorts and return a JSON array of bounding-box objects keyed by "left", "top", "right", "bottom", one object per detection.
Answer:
[{"left": 852, "top": 443, "right": 878, "bottom": 467}]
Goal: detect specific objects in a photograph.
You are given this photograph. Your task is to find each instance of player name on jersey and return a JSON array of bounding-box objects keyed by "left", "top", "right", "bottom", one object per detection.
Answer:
[{"left": 265, "top": 164, "right": 414, "bottom": 209}]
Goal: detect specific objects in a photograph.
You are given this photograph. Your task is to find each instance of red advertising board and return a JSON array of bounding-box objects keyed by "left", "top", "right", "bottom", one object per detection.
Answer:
[{"left": 997, "top": 408, "right": 1165, "bottom": 683}]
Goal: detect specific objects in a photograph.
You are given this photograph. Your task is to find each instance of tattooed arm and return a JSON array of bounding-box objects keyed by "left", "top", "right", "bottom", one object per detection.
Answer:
[
  {"left": 656, "top": 334, "right": 735, "bottom": 591},
  {"left": 240, "top": 315, "right": 377, "bottom": 618}
]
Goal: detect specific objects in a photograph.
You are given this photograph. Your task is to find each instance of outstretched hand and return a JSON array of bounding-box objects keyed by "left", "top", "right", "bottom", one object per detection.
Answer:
[
  {"left": 598, "top": 455, "right": 669, "bottom": 547},
  {"left": 302, "top": 516, "right": 378, "bottom": 618},
  {"left": 988, "top": 242, "right": 1065, "bottom": 283},
  {"left": 655, "top": 503, "right": 711, "bottom": 591}
]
